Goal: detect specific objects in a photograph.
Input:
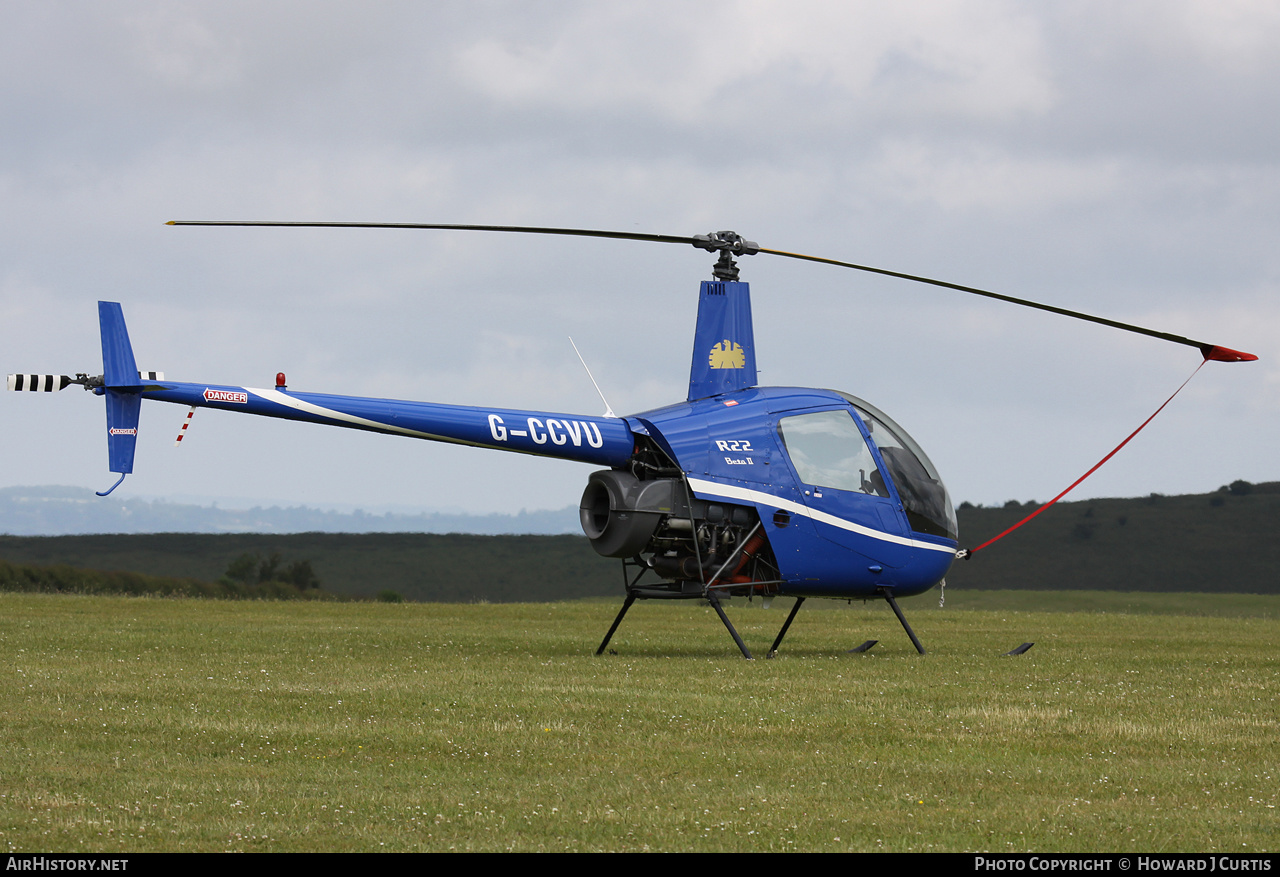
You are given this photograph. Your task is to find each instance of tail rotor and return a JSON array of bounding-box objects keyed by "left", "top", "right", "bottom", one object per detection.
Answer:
[
  {"left": 7, "top": 303, "right": 159, "bottom": 497},
  {"left": 7, "top": 374, "right": 74, "bottom": 392}
]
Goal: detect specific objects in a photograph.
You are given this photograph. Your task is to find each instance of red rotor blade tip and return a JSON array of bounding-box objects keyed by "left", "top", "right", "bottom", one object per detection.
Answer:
[{"left": 1202, "top": 345, "right": 1259, "bottom": 363}]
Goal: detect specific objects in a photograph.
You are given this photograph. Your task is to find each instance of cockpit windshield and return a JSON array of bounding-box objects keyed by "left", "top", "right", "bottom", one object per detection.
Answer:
[
  {"left": 840, "top": 394, "right": 957, "bottom": 541},
  {"left": 774, "top": 399, "right": 957, "bottom": 542}
]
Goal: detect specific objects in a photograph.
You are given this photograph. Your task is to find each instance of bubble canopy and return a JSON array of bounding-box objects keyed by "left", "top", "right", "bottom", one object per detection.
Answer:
[{"left": 776, "top": 394, "right": 957, "bottom": 541}]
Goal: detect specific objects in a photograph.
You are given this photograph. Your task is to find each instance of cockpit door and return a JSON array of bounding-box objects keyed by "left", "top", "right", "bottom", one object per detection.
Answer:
[{"left": 773, "top": 406, "right": 915, "bottom": 569}]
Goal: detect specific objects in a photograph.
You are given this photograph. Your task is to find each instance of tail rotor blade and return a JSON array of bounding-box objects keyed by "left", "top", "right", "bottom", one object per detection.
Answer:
[{"left": 7, "top": 374, "right": 72, "bottom": 392}]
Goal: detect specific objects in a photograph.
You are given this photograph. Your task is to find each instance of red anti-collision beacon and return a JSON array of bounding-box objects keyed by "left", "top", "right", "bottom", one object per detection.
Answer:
[{"left": 276, "top": 372, "right": 287, "bottom": 389}]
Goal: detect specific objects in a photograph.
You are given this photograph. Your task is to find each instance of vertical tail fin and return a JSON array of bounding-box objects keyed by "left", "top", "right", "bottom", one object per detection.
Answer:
[
  {"left": 98, "top": 302, "right": 142, "bottom": 487},
  {"left": 99, "top": 302, "right": 140, "bottom": 389},
  {"left": 687, "top": 280, "right": 757, "bottom": 401}
]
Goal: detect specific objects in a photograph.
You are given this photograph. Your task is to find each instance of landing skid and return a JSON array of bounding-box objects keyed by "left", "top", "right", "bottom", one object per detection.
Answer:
[
  {"left": 595, "top": 565, "right": 930, "bottom": 659},
  {"left": 598, "top": 585, "right": 1035, "bottom": 658},
  {"left": 594, "top": 586, "right": 759, "bottom": 660},
  {"left": 766, "top": 589, "right": 927, "bottom": 657}
]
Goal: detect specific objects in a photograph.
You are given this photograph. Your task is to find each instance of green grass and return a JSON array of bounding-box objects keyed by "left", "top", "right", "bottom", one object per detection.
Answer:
[
  {"left": 920, "top": 588, "right": 1280, "bottom": 618},
  {"left": 1, "top": 591, "right": 1275, "bottom": 852}
]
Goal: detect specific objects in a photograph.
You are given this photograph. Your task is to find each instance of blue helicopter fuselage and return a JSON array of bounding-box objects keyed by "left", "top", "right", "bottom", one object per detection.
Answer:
[{"left": 629, "top": 386, "right": 957, "bottom": 598}]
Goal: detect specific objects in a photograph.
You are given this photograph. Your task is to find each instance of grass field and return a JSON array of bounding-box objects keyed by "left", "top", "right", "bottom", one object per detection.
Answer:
[{"left": 1, "top": 590, "right": 1275, "bottom": 852}]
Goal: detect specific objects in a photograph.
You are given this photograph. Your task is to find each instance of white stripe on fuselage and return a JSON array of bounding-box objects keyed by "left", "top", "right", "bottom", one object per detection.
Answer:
[
  {"left": 686, "top": 477, "right": 956, "bottom": 555},
  {"left": 248, "top": 387, "right": 463, "bottom": 443}
]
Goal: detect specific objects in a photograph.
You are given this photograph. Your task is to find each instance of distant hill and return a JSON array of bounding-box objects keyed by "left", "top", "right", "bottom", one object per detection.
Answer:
[
  {"left": 0, "top": 532, "right": 617, "bottom": 603},
  {"left": 0, "top": 482, "right": 1276, "bottom": 600},
  {"left": 944, "top": 481, "right": 1280, "bottom": 595},
  {"left": 0, "top": 485, "right": 579, "bottom": 536}
]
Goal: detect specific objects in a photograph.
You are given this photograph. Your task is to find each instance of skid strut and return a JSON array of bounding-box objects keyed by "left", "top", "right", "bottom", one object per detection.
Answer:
[
  {"left": 765, "top": 597, "right": 805, "bottom": 658},
  {"left": 708, "top": 592, "right": 753, "bottom": 660},
  {"left": 879, "top": 587, "right": 926, "bottom": 655},
  {"left": 595, "top": 593, "right": 636, "bottom": 656}
]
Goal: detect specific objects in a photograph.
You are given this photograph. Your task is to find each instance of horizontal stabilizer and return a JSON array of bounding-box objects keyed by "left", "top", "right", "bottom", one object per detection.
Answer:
[{"left": 8, "top": 374, "right": 71, "bottom": 392}]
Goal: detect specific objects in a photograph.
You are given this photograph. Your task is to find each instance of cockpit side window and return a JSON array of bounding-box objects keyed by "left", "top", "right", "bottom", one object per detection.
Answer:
[{"left": 776, "top": 409, "right": 890, "bottom": 498}]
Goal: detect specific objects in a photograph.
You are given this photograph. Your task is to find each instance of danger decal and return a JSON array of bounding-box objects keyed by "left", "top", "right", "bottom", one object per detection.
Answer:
[{"left": 203, "top": 388, "right": 248, "bottom": 404}]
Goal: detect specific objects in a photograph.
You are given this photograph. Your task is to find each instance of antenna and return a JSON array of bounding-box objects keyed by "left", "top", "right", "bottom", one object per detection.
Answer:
[{"left": 569, "top": 337, "right": 616, "bottom": 419}]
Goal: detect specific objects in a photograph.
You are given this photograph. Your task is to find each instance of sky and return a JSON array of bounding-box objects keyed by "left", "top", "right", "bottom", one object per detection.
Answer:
[{"left": 2, "top": 1, "right": 1278, "bottom": 518}]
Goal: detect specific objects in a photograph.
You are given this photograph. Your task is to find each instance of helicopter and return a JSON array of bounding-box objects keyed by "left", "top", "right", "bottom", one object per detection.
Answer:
[{"left": 7, "top": 223, "right": 1257, "bottom": 659}]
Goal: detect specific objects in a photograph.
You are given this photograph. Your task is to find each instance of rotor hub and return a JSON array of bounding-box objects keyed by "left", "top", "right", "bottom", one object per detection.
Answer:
[{"left": 693, "top": 231, "right": 759, "bottom": 282}]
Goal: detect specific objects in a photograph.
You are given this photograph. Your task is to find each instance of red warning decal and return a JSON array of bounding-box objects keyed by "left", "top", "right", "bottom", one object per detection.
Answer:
[{"left": 204, "top": 388, "right": 248, "bottom": 404}]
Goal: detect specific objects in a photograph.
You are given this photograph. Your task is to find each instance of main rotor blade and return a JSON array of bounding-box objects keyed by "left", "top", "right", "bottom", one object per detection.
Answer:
[
  {"left": 166, "top": 220, "right": 698, "bottom": 248},
  {"left": 167, "top": 220, "right": 1256, "bottom": 361},
  {"left": 758, "top": 246, "right": 1256, "bottom": 362}
]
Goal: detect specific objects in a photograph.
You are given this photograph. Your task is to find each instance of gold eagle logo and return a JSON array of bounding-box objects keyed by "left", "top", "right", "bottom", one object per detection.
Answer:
[{"left": 708, "top": 339, "right": 746, "bottom": 369}]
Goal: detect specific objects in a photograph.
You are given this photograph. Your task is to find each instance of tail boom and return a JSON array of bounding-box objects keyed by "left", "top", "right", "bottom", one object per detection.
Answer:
[{"left": 138, "top": 381, "right": 636, "bottom": 467}]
